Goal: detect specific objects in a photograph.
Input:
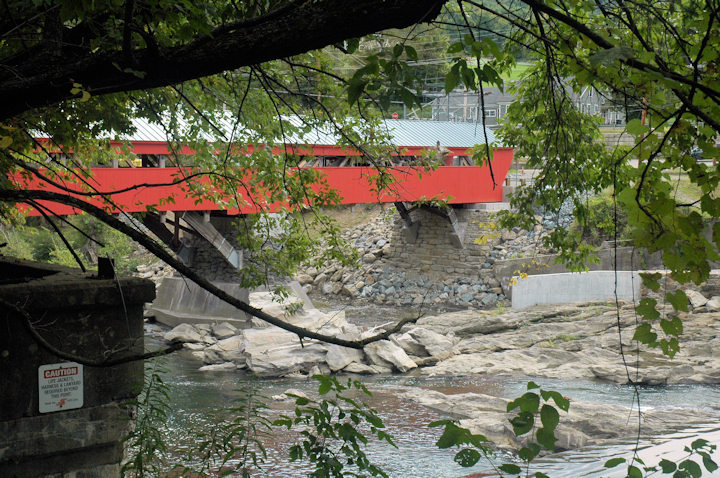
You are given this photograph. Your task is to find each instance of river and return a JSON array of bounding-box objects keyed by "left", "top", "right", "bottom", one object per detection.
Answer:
[{"left": 150, "top": 343, "right": 720, "bottom": 477}]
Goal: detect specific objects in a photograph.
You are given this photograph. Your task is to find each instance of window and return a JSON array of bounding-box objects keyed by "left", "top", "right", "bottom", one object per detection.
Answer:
[{"left": 484, "top": 109, "right": 497, "bottom": 117}]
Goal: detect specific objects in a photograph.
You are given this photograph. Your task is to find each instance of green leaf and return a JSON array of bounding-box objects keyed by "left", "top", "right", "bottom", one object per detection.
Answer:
[
  {"left": 347, "top": 79, "right": 367, "bottom": 105},
  {"left": 667, "top": 290, "right": 689, "bottom": 312},
  {"left": 345, "top": 38, "right": 360, "bottom": 54},
  {"left": 660, "top": 316, "right": 683, "bottom": 337},
  {"left": 626, "top": 118, "right": 648, "bottom": 136},
  {"left": 604, "top": 457, "right": 626, "bottom": 468},
  {"left": 316, "top": 376, "right": 333, "bottom": 395},
  {"left": 510, "top": 411, "right": 534, "bottom": 436},
  {"left": 527, "top": 381, "right": 540, "bottom": 390},
  {"left": 454, "top": 448, "right": 482, "bottom": 467},
  {"left": 636, "top": 298, "right": 660, "bottom": 321},
  {"left": 640, "top": 272, "right": 662, "bottom": 291},
  {"left": 540, "top": 404, "right": 560, "bottom": 431},
  {"left": 540, "top": 390, "right": 570, "bottom": 412},
  {"left": 444, "top": 68, "right": 459, "bottom": 93},
  {"left": 507, "top": 392, "right": 540, "bottom": 413},
  {"left": 627, "top": 464, "right": 643, "bottom": 478},
  {"left": 448, "top": 41, "right": 464, "bottom": 54},
  {"left": 436, "top": 423, "right": 465, "bottom": 449},
  {"left": 679, "top": 459, "right": 702, "bottom": 478},
  {"left": 460, "top": 64, "right": 476, "bottom": 89},
  {"left": 518, "top": 444, "right": 540, "bottom": 462},
  {"left": 428, "top": 419, "right": 453, "bottom": 428},
  {"left": 536, "top": 427, "right": 557, "bottom": 450},
  {"left": 703, "top": 455, "right": 718, "bottom": 472},
  {"left": 289, "top": 444, "right": 303, "bottom": 461},
  {"left": 400, "top": 88, "right": 417, "bottom": 108},
  {"left": 588, "top": 45, "right": 635, "bottom": 66},
  {"left": 633, "top": 323, "right": 658, "bottom": 345},
  {"left": 659, "top": 459, "right": 677, "bottom": 473},
  {"left": 659, "top": 337, "right": 680, "bottom": 358},
  {"left": 405, "top": 45, "right": 418, "bottom": 61},
  {"left": 498, "top": 463, "right": 522, "bottom": 474},
  {"left": 392, "top": 43, "right": 403, "bottom": 58}
]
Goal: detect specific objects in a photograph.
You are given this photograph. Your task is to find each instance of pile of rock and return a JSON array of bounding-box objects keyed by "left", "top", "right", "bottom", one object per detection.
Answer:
[
  {"left": 295, "top": 209, "right": 553, "bottom": 310},
  {"left": 162, "top": 290, "right": 458, "bottom": 377},
  {"left": 493, "top": 223, "right": 552, "bottom": 261},
  {"left": 164, "top": 285, "right": 720, "bottom": 386},
  {"left": 135, "top": 260, "right": 174, "bottom": 287}
]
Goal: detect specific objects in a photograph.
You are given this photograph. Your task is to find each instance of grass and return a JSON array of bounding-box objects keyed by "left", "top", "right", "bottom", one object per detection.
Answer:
[
  {"left": 502, "top": 63, "right": 534, "bottom": 81},
  {"left": 667, "top": 171, "right": 718, "bottom": 207}
]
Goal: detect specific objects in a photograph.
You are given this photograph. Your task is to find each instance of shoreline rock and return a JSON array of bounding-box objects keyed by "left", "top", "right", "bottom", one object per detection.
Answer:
[
  {"left": 400, "top": 388, "right": 720, "bottom": 452},
  {"left": 160, "top": 291, "right": 720, "bottom": 387}
]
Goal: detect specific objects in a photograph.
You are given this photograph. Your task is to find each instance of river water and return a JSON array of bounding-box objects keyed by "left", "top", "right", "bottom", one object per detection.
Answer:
[{"left": 153, "top": 345, "right": 720, "bottom": 477}]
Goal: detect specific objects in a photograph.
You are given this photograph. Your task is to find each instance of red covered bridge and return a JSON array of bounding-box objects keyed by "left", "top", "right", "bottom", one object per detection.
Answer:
[
  {"left": 20, "top": 118, "right": 513, "bottom": 269},
  {"left": 22, "top": 118, "right": 513, "bottom": 216}
]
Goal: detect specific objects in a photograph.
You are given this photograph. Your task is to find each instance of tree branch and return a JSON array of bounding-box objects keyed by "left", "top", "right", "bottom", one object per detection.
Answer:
[
  {"left": 0, "top": 296, "right": 184, "bottom": 367},
  {"left": 0, "top": 189, "right": 413, "bottom": 349},
  {"left": 0, "top": 0, "right": 445, "bottom": 121}
]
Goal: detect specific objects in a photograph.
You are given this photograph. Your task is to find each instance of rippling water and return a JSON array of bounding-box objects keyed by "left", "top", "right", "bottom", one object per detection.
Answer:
[{"left": 150, "top": 347, "right": 720, "bottom": 477}]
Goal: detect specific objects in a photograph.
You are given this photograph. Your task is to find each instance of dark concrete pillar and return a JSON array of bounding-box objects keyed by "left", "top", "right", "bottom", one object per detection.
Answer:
[{"left": 0, "top": 258, "right": 155, "bottom": 478}]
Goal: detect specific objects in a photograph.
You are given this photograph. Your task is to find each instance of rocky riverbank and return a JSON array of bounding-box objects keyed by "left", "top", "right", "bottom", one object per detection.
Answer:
[
  {"left": 400, "top": 388, "right": 719, "bottom": 452},
  {"left": 294, "top": 206, "right": 554, "bottom": 311},
  {"left": 152, "top": 289, "right": 720, "bottom": 452},
  {"left": 157, "top": 287, "right": 720, "bottom": 386}
]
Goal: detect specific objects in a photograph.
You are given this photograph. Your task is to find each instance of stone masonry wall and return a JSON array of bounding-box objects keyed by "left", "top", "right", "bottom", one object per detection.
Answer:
[
  {"left": 383, "top": 206, "right": 501, "bottom": 279},
  {"left": 297, "top": 206, "right": 526, "bottom": 309}
]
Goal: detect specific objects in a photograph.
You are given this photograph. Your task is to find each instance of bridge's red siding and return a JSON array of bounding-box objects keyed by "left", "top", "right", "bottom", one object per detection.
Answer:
[{"left": 18, "top": 149, "right": 512, "bottom": 216}]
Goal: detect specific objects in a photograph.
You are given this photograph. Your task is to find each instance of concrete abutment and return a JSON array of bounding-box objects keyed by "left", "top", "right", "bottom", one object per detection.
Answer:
[{"left": 0, "top": 257, "right": 154, "bottom": 477}]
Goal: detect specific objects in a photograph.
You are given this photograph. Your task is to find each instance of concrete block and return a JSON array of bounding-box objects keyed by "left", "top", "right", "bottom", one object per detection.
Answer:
[
  {"left": 511, "top": 270, "right": 641, "bottom": 309},
  {"left": 151, "top": 276, "right": 250, "bottom": 327}
]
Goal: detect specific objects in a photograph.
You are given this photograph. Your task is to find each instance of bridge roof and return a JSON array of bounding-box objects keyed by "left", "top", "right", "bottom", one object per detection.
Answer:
[
  {"left": 382, "top": 119, "right": 499, "bottom": 148},
  {"left": 103, "top": 116, "right": 501, "bottom": 150}
]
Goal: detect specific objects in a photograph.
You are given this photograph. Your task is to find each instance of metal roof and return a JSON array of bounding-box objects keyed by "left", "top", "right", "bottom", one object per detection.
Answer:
[
  {"left": 382, "top": 119, "right": 498, "bottom": 148},
  {"left": 41, "top": 116, "right": 502, "bottom": 149}
]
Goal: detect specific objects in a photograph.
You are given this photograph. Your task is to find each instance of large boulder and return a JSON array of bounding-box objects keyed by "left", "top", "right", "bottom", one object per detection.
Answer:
[
  {"left": 343, "top": 362, "right": 391, "bottom": 374},
  {"left": 707, "top": 296, "right": 720, "bottom": 311},
  {"left": 242, "top": 325, "right": 328, "bottom": 376},
  {"left": 204, "top": 335, "right": 246, "bottom": 364},
  {"left": 245, "top": 342, "right": 327, "bottom": 376},
  {"left": 686, "top": 290, "right": 708, "bottom": 309},
  {"left": 199, "top": 362, "right": 237, "bottom": 372},
  {"left": 211, "top": 322, "right": 238, "bottom": 340},
  {"left": 407, "top": 327, "right": 455, "bottom": 360},
  {"left": 391, "top": 333, "right": 427, "bottom": 357},
  {"left": 164, "top": 323, "right": 203, "bottom": 343},
  {"left": 325, "top": 345, "right": 365, "bottom": 372},
  {"left": 364, "top": 340, "right": 417, "bottom": 373},
  {"left": 402, "top": 388, "right": 719, "bottom": 452}
]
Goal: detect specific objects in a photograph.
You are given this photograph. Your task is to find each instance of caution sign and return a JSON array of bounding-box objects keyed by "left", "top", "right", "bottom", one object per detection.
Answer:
[{"left": 38, "top": 362, "right": 84, "bottom": 413}]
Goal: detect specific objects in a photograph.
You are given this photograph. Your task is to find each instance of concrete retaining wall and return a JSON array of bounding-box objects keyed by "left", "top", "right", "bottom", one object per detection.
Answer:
[
  {"left": 0, "top": 257, "right": 154, "bottom": 477},
  {"left": 494, "top": 247, "right": 662, "bottom": 297},
  {"left": 511, "top": 270, "right": 641, "bottom": 309},
  {"left": 150, "top": 276, "right": 250, "bottom": 327}
]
